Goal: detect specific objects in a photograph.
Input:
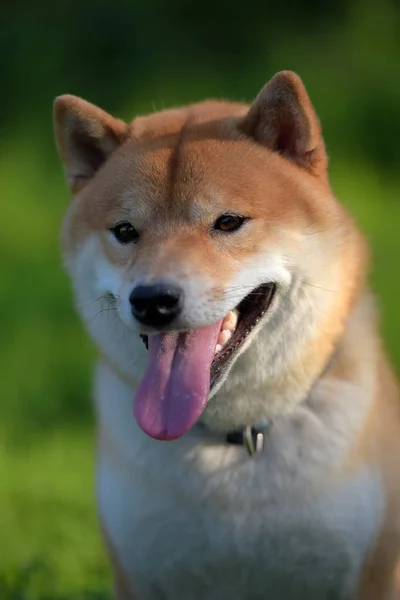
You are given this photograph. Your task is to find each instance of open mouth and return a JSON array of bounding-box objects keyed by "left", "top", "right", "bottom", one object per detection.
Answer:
[
  {"left": 135, "top": 283, "right": 276, "bottom": 441},
  {"left": 209, "top": 282, "right": 275, "bottom": 386},
  {"left": 140, "top": 282, "right": 276, "bottom": 383}
]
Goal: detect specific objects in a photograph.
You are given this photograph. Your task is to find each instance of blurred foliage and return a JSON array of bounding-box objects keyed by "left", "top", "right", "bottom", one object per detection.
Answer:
[{"left": 0, "top": 0, "right": 399, "bottom": 596}]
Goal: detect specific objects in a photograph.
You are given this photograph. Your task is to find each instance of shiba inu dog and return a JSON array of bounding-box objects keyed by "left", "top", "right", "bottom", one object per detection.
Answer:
[{"left": 54, "top": 71, "right": 400, "bottom": 599}]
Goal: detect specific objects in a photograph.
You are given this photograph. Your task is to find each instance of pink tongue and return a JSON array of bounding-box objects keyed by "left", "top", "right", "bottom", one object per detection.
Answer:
[{"left": 134, "top": 320, "right": 223, "bottom": 441}]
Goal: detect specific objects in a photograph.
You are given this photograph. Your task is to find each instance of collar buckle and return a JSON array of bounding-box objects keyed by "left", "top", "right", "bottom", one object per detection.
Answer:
[
  {"left": 220, "top": 421, "right": 273, "bottom": 456},
  {"left": 242, "top": 425, "right": 266, "bottom": 456}
]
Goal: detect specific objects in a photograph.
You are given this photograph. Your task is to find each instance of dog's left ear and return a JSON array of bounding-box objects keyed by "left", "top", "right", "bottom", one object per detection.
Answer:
[
  {"left": 241, "top": 71, "right": 327, "bottom": 178},
  {"left": 53, "top": 95, "right": 128, "bottom": 193}
]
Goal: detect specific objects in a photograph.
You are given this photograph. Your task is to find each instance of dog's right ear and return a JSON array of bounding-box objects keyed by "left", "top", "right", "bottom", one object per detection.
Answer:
[{"left": 53, "top": 95, "right": 128, "bottom": 193}]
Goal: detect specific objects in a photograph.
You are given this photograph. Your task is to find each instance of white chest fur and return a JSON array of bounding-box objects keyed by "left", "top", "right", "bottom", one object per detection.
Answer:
[{"left": 95, "top": 363, "right": 383, "bottom": 600}]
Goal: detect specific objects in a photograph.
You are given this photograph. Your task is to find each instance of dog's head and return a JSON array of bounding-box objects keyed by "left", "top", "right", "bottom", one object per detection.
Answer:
[{"left": 54, "top": 71, "right": 367, "bottom": 439}]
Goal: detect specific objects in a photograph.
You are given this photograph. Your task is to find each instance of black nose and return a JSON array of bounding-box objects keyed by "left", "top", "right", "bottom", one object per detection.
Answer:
[{"left": 129, "top": 283, "right": 183, "bottom": 328}]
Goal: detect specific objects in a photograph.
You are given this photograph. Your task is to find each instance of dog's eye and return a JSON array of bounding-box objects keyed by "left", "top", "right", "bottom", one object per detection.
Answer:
[
  {"left": 214, "top": 214, "right": 247, "bottom": 233},
  {"left": 110, "top": 222, "right": 139, "bottom": 244}
]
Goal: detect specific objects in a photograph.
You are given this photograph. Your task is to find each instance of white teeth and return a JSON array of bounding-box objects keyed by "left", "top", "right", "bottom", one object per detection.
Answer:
[
  {"left": 219, "top": 329, "right": 232, "bottom": 346},
  {"left": 221, "top": 310, "right": 238, "bottom": 332},
  {"left": 214, "top": 310, "right": 238, "bottom": 355}
]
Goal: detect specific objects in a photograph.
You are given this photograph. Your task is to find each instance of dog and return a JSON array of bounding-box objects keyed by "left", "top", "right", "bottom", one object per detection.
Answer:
[{"left": 53, "top": 70, "right": 400, "bottom": 599}]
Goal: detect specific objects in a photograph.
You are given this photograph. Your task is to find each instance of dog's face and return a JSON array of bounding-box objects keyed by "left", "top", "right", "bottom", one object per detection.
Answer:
[{"left": 55, "top": 72, "right": 366, "bottom": 440}]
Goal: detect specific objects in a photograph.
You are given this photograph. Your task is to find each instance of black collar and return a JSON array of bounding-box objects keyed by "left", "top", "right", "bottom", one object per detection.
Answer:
[
  {"left": 225, "top": 422, "right": 273, "bottom": 456},
  {"left": 220, "top": 349, "right": 336, "bottom": 457}
]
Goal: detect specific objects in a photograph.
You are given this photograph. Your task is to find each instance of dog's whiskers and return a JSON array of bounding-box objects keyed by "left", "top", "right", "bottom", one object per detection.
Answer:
[{"left": 91, "top": 303, "right": 118, "bottom": 323}]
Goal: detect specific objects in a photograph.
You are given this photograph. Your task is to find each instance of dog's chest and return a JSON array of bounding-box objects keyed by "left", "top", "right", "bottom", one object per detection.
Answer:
[{"left": 98, "top": 432, "right": 382, "bottom": 600}]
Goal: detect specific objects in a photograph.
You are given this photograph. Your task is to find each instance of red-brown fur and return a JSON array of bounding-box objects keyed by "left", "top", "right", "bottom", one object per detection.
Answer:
[{"left": 54, "top": 71, "right": 400, "bottom": 599}]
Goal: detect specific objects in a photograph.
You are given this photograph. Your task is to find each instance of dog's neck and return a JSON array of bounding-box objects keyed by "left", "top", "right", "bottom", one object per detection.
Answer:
[{"left": 199, "top": 287, "right": 378, "bottom": 434}]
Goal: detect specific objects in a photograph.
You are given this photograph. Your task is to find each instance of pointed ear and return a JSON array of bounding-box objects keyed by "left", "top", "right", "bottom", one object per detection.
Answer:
[
  {"left": 53, "top": 95, "right": 128, "bottom": 193},
  {"left": 241, "top": 71, "right": 327, "bottom": 177}
]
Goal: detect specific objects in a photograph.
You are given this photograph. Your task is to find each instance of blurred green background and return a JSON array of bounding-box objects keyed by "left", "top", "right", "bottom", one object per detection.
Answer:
[{"left": 1, "top": 1, "right": 399, "bottom": 597}]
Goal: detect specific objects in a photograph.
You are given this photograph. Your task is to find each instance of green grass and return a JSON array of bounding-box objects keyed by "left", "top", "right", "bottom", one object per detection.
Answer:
[
  {"left": 0, "top": 143, "right": 110, "bottom": 598},
  {"left": 1, "top": 136, "right": 399, "bottom": 598},
  {"left": 0, "top": 431, "right": 110, "bottom": 599}
]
